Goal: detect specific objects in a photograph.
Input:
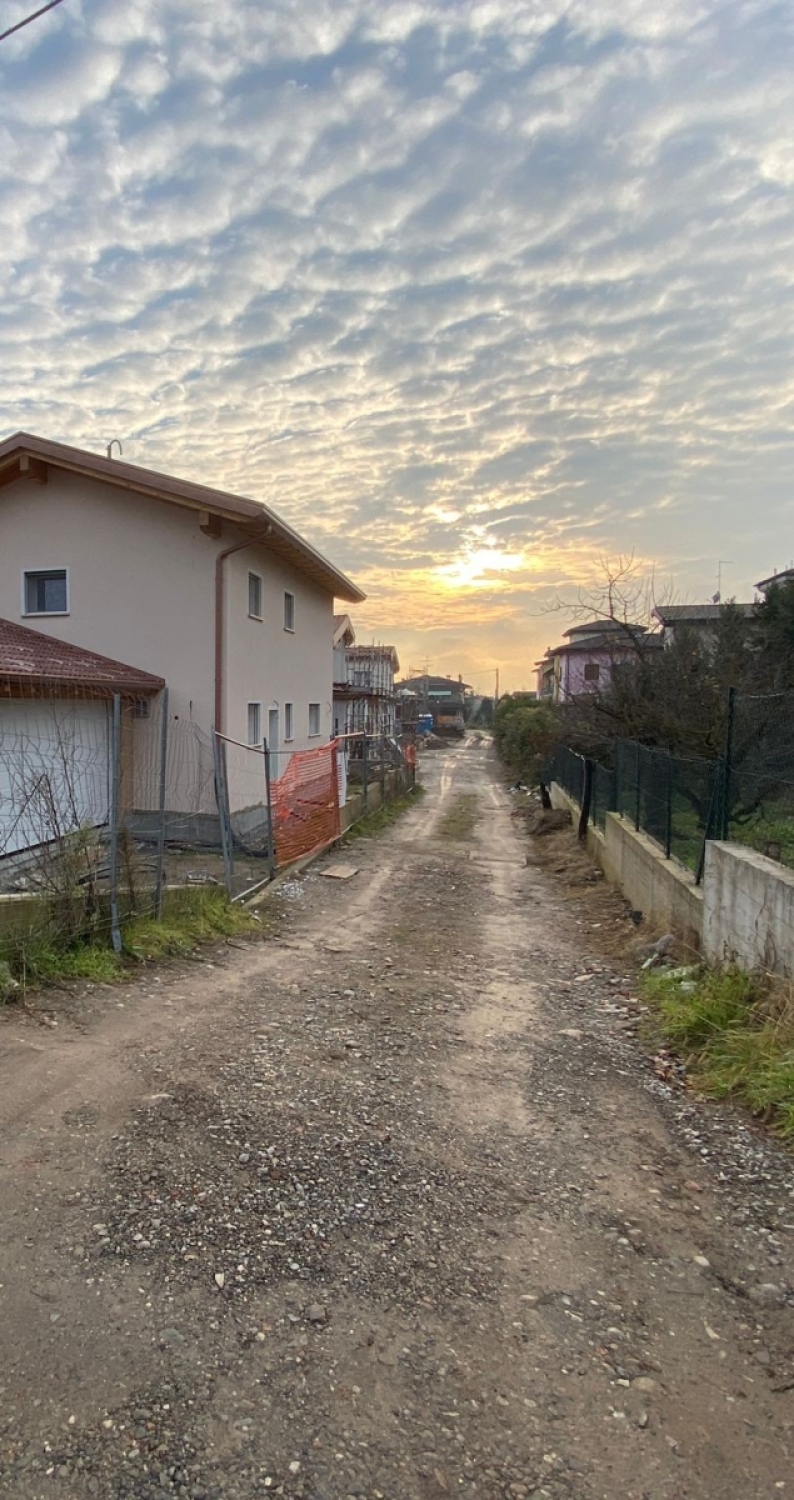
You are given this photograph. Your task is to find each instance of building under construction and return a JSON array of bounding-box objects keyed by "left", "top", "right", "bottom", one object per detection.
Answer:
[
  {"left": 396, "top": 674, "right": 471, "bottom": 738},
  {"left": 332, "top": 621, "right": 400, "bottom": 737}
]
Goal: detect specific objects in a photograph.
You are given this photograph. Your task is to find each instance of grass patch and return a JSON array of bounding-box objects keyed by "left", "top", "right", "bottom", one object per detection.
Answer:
[
  {"left": 122, "top": 891, "right": 257, "bottom": 960},
  {"left": 8, "top": 941, "right": 123, "bottom": 991},
  {"left": 0, "top": 891, "right": 258, "bottom": 998},
  {"left": 343, "top": 784, "right": 424, "bottom": 843},
  {"left": 437, "top": 792, "right": 479, "bottom": 841},
  {"left": 644, "top": 965, "right": 794, "bottom": 1140}
]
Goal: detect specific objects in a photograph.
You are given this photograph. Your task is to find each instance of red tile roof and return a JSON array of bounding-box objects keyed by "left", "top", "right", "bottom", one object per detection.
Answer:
[{"left": 0, "top": 618, "right": 165, "bottom": 694}]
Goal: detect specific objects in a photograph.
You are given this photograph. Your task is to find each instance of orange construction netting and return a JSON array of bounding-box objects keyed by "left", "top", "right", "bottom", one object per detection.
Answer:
[{"left": 270, "top": 740, "right": 341, "bottom": 867}]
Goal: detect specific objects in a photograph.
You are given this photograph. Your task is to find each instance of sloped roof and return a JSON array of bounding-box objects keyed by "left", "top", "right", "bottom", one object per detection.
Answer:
[
  {"left": 333, "top": 612, "right": 356, "bottom": 647},
  {"left": 756, "top": 569, "right": 794, "bottom": 593},
  {"left": 0, "top": 618, "right": 165, "bottom": 694},
  {"left": 653, "top": 603, "right": 754, "bottom": 623},
  {"left": 0, "top": 432, "right": 365, "bottom": 604}
]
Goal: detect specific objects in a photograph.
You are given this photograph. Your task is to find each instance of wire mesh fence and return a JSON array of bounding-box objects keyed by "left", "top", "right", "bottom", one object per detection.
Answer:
[
  {"left": 725, "top": 691, "right": 794, "bottom": 866},
  {"left": 0, "top": 687, "right": 418, "bottom": 958},
  {"left": 548, "top": 739, "right": 718, "bottom": 880}
]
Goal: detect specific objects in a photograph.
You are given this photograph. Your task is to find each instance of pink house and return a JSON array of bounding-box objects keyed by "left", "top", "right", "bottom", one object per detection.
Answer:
[{"left": 536, "top": 620, "right": 653, "bottom": 703}]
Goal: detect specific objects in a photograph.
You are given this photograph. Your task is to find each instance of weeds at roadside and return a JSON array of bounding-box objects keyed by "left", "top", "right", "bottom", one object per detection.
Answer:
[
  {"left": 0, "top": 891, "right": 260, "bottom": 1001},
  {"left": 342, "top": 784, "right": 424, "bottom": 843},
  {"left": 123, "top": 891, "right": 258, "bottom": 960},
  {"left": 644, "top": 966, "right": 794, "bottom": 1140}
]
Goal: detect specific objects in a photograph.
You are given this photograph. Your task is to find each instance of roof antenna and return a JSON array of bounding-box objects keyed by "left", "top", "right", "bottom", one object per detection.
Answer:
[{"left": 106, "top": 439, "right": 123, "bottom": 459}]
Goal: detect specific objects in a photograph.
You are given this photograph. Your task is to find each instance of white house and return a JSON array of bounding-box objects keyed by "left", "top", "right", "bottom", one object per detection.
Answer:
[{"left": 0, "top": 433, "right": 364, "bottom": 850}]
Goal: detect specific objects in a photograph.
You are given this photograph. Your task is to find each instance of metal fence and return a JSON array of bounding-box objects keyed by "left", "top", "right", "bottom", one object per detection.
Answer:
[
  {"left": 548, "top": 689, "right": 794, "bottom": 883},
  {"left": 0, "top": 688, "right": 416, "bottom": 953}
]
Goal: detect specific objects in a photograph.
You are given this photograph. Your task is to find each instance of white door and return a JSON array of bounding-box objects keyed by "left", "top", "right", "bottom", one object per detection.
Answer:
[{"left": 0, "top": 699, "right": 111, "bottom": 856}]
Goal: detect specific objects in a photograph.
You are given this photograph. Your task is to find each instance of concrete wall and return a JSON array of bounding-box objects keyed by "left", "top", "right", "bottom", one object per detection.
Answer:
[
  {"left": 550, "top": 783, "right": 703, "bottom": 945},
  {"left": 703, "top": 841, "right": 794, "bottom": 976}
]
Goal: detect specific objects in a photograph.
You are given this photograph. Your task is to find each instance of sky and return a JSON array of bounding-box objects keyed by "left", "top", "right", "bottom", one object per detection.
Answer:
[{"left": 1, "top": 0, "right": 793, "bottom": 694}]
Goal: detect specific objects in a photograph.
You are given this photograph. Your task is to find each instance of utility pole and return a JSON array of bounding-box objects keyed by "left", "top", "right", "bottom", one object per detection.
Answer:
[{"left": 495, "top": 667, "right": 500, "bottom": 703}]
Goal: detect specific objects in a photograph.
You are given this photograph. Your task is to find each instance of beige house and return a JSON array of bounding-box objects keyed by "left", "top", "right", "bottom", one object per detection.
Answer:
[{"left": 0, "top": 434, "right": 364, "bottom": 769}]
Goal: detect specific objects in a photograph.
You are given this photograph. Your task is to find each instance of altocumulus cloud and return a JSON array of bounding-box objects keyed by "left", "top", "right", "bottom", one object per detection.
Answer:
[{"left": 1, "top": 0, "right": 793, "bottom": 686}]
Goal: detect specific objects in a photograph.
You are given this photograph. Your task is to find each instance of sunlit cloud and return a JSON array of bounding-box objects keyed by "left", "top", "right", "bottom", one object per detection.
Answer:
[{"left": 0, "top": 0, "right": 792, "bottom": 686}]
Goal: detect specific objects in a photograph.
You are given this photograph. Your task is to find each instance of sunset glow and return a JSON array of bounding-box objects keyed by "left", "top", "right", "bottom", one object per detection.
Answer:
[{"left": 1, "top": 1, "right": 790, "bottom": 689}]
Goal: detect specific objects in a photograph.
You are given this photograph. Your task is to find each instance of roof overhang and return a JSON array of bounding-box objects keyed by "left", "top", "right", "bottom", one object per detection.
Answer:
[{"left": 0, "top": 431, "right": 365, "bottom": 605}]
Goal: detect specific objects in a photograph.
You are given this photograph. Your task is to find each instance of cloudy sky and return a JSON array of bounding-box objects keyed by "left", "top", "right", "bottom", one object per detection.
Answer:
[{"left": 1, "top": 0, "right": 793, "bottom": 691}]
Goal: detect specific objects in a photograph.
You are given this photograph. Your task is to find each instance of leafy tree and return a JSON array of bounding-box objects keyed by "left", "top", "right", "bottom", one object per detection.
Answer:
[{"left": 493, "top": 697, "right": 560, "bottom": 786}]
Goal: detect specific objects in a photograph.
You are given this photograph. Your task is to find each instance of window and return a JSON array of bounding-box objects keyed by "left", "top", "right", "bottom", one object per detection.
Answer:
[
  {"left": 23, "top": 568, "right": 68, "bottom": 615},
  {"left": 309, "top": 702, "right": 321, "bottom": 736},
  {"left": 247, "top": 702, "right": 262, "bottom": 745},
  {"left": 268, "top": 707, "right": 280, "bottom": 753},
  {"left": 132, "top": 698, "right": 151, "bottom": 720},
  {"left": 284, "top": 702, "right": 294, "bottom": 741},
  {"left": 584, "top": 662, "right": 600, "bottom": 682},
  {"left": 284, "top": 591, "right": 295, "bottom": 631},
  {"left": 248, "top": 572, "right": 263, "bottom": 618}
]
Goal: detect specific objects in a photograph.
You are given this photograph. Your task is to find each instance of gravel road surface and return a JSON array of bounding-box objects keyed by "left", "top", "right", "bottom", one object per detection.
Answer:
[{"left": 1, "top": 738, "right": 792, "bottom": 1499}]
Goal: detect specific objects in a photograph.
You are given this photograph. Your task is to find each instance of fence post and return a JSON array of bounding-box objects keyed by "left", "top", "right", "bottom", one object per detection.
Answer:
[
  {"left": 262, "top": 737, "right": 277, "bottom": 880},
  {"left": 721, "top": 686, "right": 736, "bottom": 841},
  {"left": 153, "top": 687, "right": 169, "bottom": 919},
  {"left": 108, "top": 693, "right": 123, "bottom": 954},
  {"left": 634, "top": 744, "right": 642, "bottom": 832},
  {"left": 664, "top": 750, "right": 673, "bottom": 859},
  {"left": 362, "top": 734, "right": 369, "bottom": 813},
  {"left": 212, "top": 729, "right": 234, "bottom": 899},
  {"left": 579, "top": 759, "right": 593, "bottom": 840}
]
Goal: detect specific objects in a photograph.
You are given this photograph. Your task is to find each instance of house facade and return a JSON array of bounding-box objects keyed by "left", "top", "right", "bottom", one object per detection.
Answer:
[
  {"left": 0, "top": 433, "right": 364, "bottom": 763},
  {"left": 536, "top": 620, "right": 651, "bottom": 703},
  {"left": 652, "top": 602, "right": 754, "bottom": 647}
]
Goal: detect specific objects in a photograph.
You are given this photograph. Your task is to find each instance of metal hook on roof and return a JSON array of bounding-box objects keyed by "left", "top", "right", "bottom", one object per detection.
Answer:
[{"left": 106, "top": 439, "right": 123, "bottom": 459}]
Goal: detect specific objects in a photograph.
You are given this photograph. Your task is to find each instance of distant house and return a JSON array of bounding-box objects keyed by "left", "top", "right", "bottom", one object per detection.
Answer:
[
  {"left": 755, "top": 568, "right": 794, "bottom": 595},
  {"left": 0, "top": 433, "right": 364, "bottom": 854},
  {"left": 536, "top": 620, "right": 653, "bottom": 703},
  {"left": 652, "top": 602, "right": 754, "bottom": 647},
  {"left": 332, "top": 625, "right": 400, "bottom": 737}
]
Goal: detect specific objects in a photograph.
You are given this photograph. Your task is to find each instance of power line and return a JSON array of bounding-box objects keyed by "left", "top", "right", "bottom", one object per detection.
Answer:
[{"left": 0, "top": 0, "right": 65, "bottom": 44}]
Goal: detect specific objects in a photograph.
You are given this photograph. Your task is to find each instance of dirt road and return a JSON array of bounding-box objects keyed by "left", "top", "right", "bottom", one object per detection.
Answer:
[{"left": 1, "top": 739, "right": 793, "bottom": 1500}]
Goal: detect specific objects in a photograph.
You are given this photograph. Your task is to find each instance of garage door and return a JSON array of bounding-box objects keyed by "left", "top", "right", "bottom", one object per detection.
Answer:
[{"left": 0, "top": 700, "right": 110, "bottom": 856}]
